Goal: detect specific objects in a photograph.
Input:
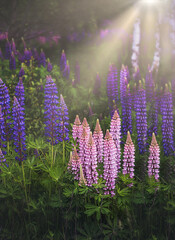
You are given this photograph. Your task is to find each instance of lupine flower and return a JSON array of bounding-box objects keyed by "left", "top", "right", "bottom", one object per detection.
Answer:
[
  {"left": 15, "top": 77, "right": 25, "bottom": 108},
  {"left": 0, "top": 148, "right": 6, "bottom": 164},
  {"left": 12, "top": 38, "right": 17, "bottom": 55},
  {"left": 161, "top": 84, "right": 174, "bottom": 156},
  {"left": 60, "top": 50, "right": 67, "bottom": 72},
  {"left": 148, "top": 133, "right": 160, "bottom": 180},
  {"left": 19, "top": 67, "right": 25, "bottom": 78},
  {"left": 79, "top": 127, "right": 89, "bottom": 174},
  {"left": 120, "top": 65, "right": 128, "bottom": 102},
  {"left": 110, "top": 110, "right": 121, "bottom": 171},
  {"left": 79, "top": 164, "right": 87, "bottom": 186},
  {"left": 47, "top": 59, "right": 53, "bottom": 72},
  {"left": 44, "top": 76, "right": 59, "bottom": 145},
  {"left": 93, "top": 73, "right": 101, "bottom": 96},
  {"left": 68, "top": 147, "right": 81, "bottom": 180},
  {"left": 82, "top": 118, "right": 90, "bottom": 136},
  {"left": 135, "top": 81, "right": 147, "bottom": 154},
  {"left": 0, "top": 48, "right": 4, "bottom": 60},
  {"left": 93, "top": 119, "right": 103, "bottom": 163},
  {"left": 122, "top": 84, "right": 132, "bottom": 135},
  {"left": 84, "top": 132, "right": 98, "bottom": 186},
  {"left": 107, "top": 64, "right": 118, "bottom": 112},
  {"left": 17, "top": 51, "right": 24, "bottom": 63},
  {"left": 123, "top": 131, "right": 135, "bottom": 178},
  {"left": 24, "top": 48, "right": 31, "bottom": 66},
  {"left": 72, "top": 115, "right": 82, "bottom": 144},
  {"left": 58, "top": 94, "right": 69, "bottom": 142},
  {"left": 9, "top": 52, "right": 16, "bottom": 70},
  {"left": 148, "top": 90, "right": 158, "bottom": 136},
  {"left": 145, "top": 68, "right": 154, "bottom": 102},
  {"left": 74, "top": 61, "right": 80, "bottom": 85},
  {"left": 63, "top": 60, "right": 70, "bottom": 80},
  {"left": 0, "top": 106, "right": 6, "bottom": 152},
  {"left": 39, "top": 49, "right": 46, "bottom": 67},
  {"left": 0, "top": 78, "right": 11, "bottom": 140},
  {"left": 5, "top": 39, "right": 11, "bottom": 59},
  {"left": 103, "top": 130, "right": 117, "bottom": 196},
  {"left": 12, "top": 97, "right": 26, "bottom": 161}
]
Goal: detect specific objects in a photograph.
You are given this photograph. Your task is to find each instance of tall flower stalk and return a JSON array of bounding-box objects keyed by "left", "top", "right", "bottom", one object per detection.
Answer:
[
  {"left": 0, "top": 78, "right": 11, "bottom": 146},
  {"left": 15, "top": 77, "right": 25, "bottom": 108},
  {"left": 161, "top": 84, "right": 174, "bottom": 156},
  {"left": 103, "top": 130, "right": 117, "bottom": 196},
  {"left": 110, "top": 110, "right": 121, "bottom": 171},
  {"left": 12, "top": 97, "right": 26, "bottom": 161},
  {"left": 148, "top": 133, "right": 160, "bottom": 180},
  {"left": 44, "top": 76, "right": 59, "bottom": 149},
  {"left": 72, "top": 115, "right": 82, "bottom": 145},
  {"left": 84, "top": 132, "right": 98, "bottom": 186},
  {"left": 58, "top": 94, "right": 69, "bottom": 164},
  {"left": 60, "top": 50, "right": 67, "bottom": 72},
  {"left": 93, "top": 119, "right": 103, "bottom": 164},
  {"left": 123, "top": 131, "right": 135, "bottom": 179},
  {"left": 135, "top": 80, "right": 147, "bottom": 154},
  {"left": 0, "top": 106, "right": 6, "bottom": 153}
]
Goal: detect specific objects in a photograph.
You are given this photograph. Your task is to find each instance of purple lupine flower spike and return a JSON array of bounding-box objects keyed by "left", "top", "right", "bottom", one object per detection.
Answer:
[
  {"left": 19, "top": 66, "right": 25, "bottom": 78},
  {"left": 148, "top": 133, "right": 160, "bottom": 180},
  {"left": 47, "top": 59, "right": 53, "bottom": 72},
  {"left": 0, "top": 78, "right": 11, "bottom": 141},
  {"left": 103, "top": 129, "right": 117, "bottom": 196},
  {"left": 161, "top": 84, "right": 174, "bottom": 156},
  {"left": 110, "top": 110, "right": 121, "bottom": 171},
  {"left": 15, "top": 77, "right": 25, "bottom": 108},
  {"left": 68, "top": 147, "right": 81, "bottom": 180},
  {"left": 107, "top": 64, "right": 118, "bottom": 113},
  {"left": 82, "top": 118, "right": 90, "bottom": 136},
  {"left": 0, "top": 106, "right": 6, "bottom": 152},
  {"left": 12, "top": 97, "right": 26, "bottom": 161},
  {"left": 148, "top": 89, "right": 158, "bottom": 136},
  {"left": 58, "top": 94, "right": 69, "bottom": 142},
  {"left": 5, "top": 39, "right": 11, "bottom": 59},
  {"left": 9, "top": 52, "right": 16, "bottom": 70},
  {"left": 84, "top": 132, "right": 98, "bottom": 186},
  {"left": 122, "top": 84, "right": 132, "bottom": 135},
  {"left": 0, "top": 148, "right": 6, "bottom": 164},
  {"left": 93, "top": 72, "right": 101, "bottom": 96},
  {"left": 135, "top": 80, "right": 147, "bottom": 154},
  {"left": 24, "top": 48, "right": 31, "bottom": 66},
  {"left": 79, "top": 164, "right": 87, "bottom": 186},
  {"left": 93, "top": 119, "right": 103, "bottom": 164},
  {"left": 123, "top": 131, "right": 135, "bottom": 179},
  {"left": 44, "top": 76, "right": 59, "bottom": 145},
  {"left": 60, "top": 50, "right": 67, "bottom": 72},
  {"left": 72, "top": 115, "right": 82, "bottom": 144},
  {"left": 63, "top": 60, "right": 70, "bottom": 80}
]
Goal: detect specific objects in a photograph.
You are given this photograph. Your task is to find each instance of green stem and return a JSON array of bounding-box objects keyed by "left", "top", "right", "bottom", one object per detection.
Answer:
[
  {"left": 7, "top": 141, "right": 9, "bottom": 154},
  {"left": 22, "top": 161, "right": 28, "bottom": 203},
  {"left": 63, "top": 140, "right": 65, "bottom": 164},
  {"left": 51, "top": 144, "right": 54, "bottom": 166}
]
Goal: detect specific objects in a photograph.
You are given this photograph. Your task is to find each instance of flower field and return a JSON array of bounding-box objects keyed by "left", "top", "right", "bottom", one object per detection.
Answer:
[{"left": 0, "top": 27, "right": 175, "bottom": 240}]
